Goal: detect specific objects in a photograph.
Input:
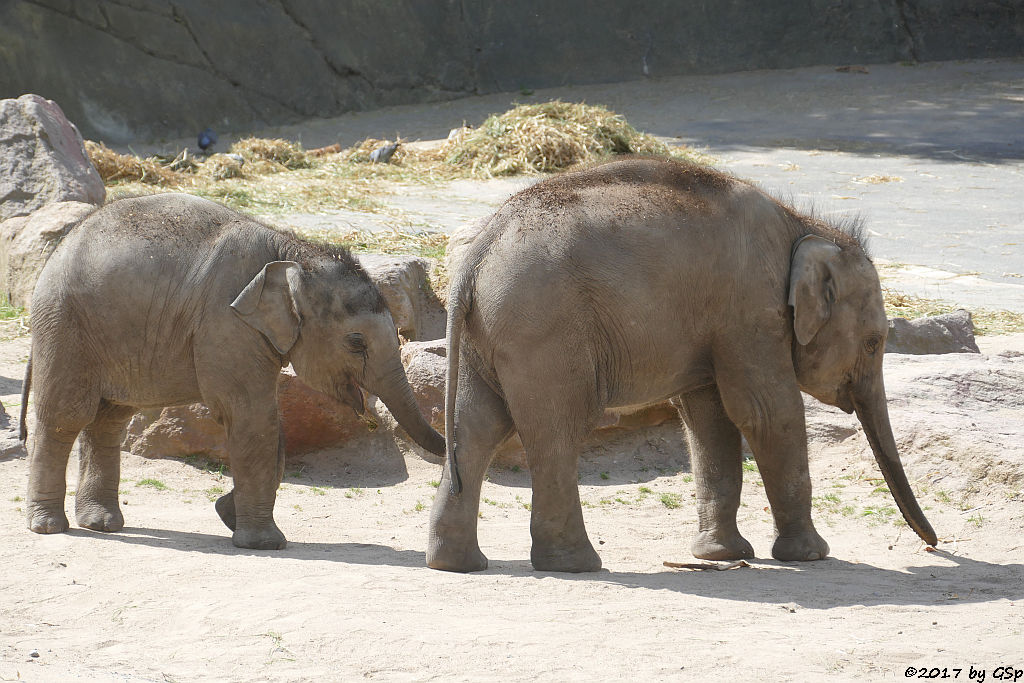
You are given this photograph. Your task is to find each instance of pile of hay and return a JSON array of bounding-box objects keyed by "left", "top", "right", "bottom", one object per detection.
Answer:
[
  {"left": 440, "top": 100, "right": 676, "bottom": 176},
  {"left": 84, "top": 140, "right": 178, "bottom": 186},
  {"left": 229, "top": 137, "right": 311, "bottom": 173}
]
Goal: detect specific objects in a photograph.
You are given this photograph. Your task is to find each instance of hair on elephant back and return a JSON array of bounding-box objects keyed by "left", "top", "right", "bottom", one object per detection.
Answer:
[
  {"left": 22, "top": 193, "right": 443, "bottom": 550},
  {"left": 427, "top": 157, "right": 935, "bottom": 574}
]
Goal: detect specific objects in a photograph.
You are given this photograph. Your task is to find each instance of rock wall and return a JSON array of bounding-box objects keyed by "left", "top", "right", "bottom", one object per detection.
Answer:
[{"left": 1, "top": 1, "right": 1021, "bottom": 143}]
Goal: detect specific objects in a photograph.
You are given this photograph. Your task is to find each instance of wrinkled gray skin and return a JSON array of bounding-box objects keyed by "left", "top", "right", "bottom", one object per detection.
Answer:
[
  {"left": 428, "top": 158, "right": 937, "bottom": 573},
  {"left": 23, "top": 193, "right": 444, "bottom": 550}
]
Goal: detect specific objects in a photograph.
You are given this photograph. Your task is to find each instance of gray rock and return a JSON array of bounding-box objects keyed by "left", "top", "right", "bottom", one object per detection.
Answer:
[
  {"left": 0, "top": 95, "right": 105, "bottom": 221},
  {"left": 359, "top": 254, "right": 446, "bottom": 342},
  {"left": 0, "top": 405, "right": 26, "bottom": 459},
  {"left": 886, "top": 310, "right": 980, "bottom": 355},
  {"left": 0, "top": 201, "right": 96, "bottom": 308},
  {"left": 805, "top": 349, "right": 1024, "bottom": 498}
]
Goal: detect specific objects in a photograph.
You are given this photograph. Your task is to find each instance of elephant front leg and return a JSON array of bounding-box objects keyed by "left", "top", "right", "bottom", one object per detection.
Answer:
[
  {"left": 427, "top": 363, "right": 513, "bottom": 573},
  {"left": 674, "top": 386, "right": 754, "bottom": 561},
  {"left": 222, "top": 406, "right": 287, "bottom": 550},
  {"left": 716, "top": 362, "right": 829, "bottom": 562}
]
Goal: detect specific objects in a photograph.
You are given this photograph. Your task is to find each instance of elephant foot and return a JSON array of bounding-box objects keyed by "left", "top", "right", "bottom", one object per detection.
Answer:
[
  {"left": 215, "top": 492, "right": 237, "bottom": 531},
  {"left": 531, "top": 541, "right": 602, "bottom": 573},
  {"left": 426, "top": 539, "right": 489, "bottom": 573},
  {"left": 76, "top": 502, "right": 124, "bottom": 532},
  {"left": 772, "top": 529, "right": 830, "bottom": 562},
  {"left": 232, "top": 525, "right": 287, "bottom": 550},
  {"left": 26, "top": 504, "right": 69, "bottom": 534},
  {"left": 691, "top": 529, "right": 754, "bottom": 561}
]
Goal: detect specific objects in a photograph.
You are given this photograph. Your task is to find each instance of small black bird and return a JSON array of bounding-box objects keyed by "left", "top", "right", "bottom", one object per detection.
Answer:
[
  {"left": 370, "top": 140, "right": 399, "bottom": 164},
  {"left": 197, "top": 127, "right": 218, "bottom": 152}
]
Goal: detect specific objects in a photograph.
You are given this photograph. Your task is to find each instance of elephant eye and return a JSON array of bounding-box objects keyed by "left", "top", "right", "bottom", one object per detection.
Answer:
[
  {"left": 863, "top": 335, "right": 881, "bottom": 355},
  {"left": 345, "top": 333, "right": 367, "bottom": 354}
]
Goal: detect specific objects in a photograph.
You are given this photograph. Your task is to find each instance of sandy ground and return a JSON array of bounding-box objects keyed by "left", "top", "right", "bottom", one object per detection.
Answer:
[{"left": 1, "top": 328, "right": 1022, "bottom": 682}]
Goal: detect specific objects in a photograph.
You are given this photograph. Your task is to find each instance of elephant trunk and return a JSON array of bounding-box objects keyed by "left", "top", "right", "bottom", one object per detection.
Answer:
[
  {"left": 853, "top": 376, "right": 938, "bottom": 546},
  {"left": 367, "top": 357, "right": 446, "bottom": 457}
]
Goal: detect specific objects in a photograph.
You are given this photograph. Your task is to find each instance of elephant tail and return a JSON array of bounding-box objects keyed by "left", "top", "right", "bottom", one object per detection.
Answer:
[
  {"left": 19, "top": 353, "right": 31, "bottom": 442},
  {"left": 444, "top": 272, "right": 470, "bottom": 496}
]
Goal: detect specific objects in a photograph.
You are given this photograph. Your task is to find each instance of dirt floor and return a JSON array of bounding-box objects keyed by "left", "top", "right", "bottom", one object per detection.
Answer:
[{"left": 1, "top": 327, "right": 1022, "bottom": 682}]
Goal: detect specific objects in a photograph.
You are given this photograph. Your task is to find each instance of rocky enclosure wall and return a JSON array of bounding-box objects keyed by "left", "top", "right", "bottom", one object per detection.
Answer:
[{"left": 1, "top": 0, "right": 1021, "bottom": 143}]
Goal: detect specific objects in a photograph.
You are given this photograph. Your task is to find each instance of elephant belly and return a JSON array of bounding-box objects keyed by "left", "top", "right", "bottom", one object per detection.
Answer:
[{"left": 98, "top": 349, "right": 203, "bottom": 409}]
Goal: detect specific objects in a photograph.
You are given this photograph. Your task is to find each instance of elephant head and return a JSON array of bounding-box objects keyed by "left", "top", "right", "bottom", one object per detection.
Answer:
[
  {"left": 788, "top": 235, "right": 937, "bottom": 546},
  {"left": 231, "top": 259, "right": 445, "bottom": 456}
]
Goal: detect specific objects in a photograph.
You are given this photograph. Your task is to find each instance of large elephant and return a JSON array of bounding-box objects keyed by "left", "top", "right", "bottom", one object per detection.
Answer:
[
  {"left": 22, "top": 193, "right": 444, "bottom": 549},
  {"left": 428, "top": 157, "right": 937, "bottom": 573}
]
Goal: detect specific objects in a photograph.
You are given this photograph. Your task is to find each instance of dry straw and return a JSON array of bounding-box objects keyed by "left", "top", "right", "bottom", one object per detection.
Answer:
[
  {"left": 439, "top": 100, "right": 680, "bottom": 176},
  {"left": 229, "top": 137, "right": 312, "bottom": 173},
  {"left": 84, "top": 140, "right": 178, "bottom": 185}
]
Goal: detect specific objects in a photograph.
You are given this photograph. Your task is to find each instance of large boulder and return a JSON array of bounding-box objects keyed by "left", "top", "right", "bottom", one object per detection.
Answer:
[
  {"left": 123, "top": 368, "right": 379, "bottom": 462},
  {"left": 360, "top": 254, "right": 446, "bottom": 341},
  {"left": 886, "top": 310, "right": 980, "bottom": 355},
  {"left": 0, "top": 94, "right": 104, "bottom": 221},
  {"left": 0, "top": 200, "right": 96, "bottom": 308},
  {"left": 804, "top": 345, "right": 1024, "bottom": 497}
]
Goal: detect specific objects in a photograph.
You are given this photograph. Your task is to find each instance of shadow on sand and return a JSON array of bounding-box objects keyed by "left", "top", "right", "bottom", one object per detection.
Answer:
[{"left": 75, "top": 526, "right": 1023, "bottom": 610}]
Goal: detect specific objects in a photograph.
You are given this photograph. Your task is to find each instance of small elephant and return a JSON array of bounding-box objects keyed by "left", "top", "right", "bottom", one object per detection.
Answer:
[
  {"left": 22, "top": 193, "right": 444, "bottom": 549},
  {"left": 428, "top": 158, "right": 937, "bottom": 573}
]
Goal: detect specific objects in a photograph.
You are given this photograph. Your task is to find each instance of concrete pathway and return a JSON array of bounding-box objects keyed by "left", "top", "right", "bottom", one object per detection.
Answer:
[{"left": 161, "top": 59, "right": 1024, "bottom": 311}]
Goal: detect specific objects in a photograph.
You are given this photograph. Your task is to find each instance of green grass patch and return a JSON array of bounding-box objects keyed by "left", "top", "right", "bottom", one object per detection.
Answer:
[
  {"left": 136, "top": 478, "right": 168, "bottom": 491},
  {"left": 659, "top": 492, "right": 683, "bottom": 509}
]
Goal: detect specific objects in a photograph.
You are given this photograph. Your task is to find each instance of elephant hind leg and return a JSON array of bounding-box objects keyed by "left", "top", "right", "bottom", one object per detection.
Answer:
[
  {"left": 26, "top": 383, "right": 100, "bottom": 535},
  {"left": 427, "top": 360, "right": 514, "bottom": 573},
  {"left": 505, "top": 383, "right": 601, "bottom": 573},
  {"left": 674, "top": 386, "right": 754, "bottom": 561},
  {"left": 75, "top": 402, "right": 136, "bottom": 532}
]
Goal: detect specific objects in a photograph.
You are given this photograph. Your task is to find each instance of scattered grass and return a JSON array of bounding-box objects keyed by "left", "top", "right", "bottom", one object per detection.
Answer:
[
  {"left": 0, "top": 295, "right": 25, "bottom": 321},
  {"left": 638, "top": 486, "right": 653, "bottom": 494},
  {"left": 659, "top": 492, "right": 683, "bottom": 509},
  {"left": 136, "top": 478, "right": 168, "bottom": 491},
  {"left": 429, "top": 480, "right": 440, "bottom": 488},
  {"left": 10, "top": 496, "right": 22, "bottom": 502},
  {"left": 967, "top": 513, "right": 984, "bottom": 528},
  {"left": 90, "top": 101, "right": 704, "bottom": 223},
  {"left": 182, "top": 454, "right": 228, "bottom": 476},
  {"left": 599, "top": 471, "right": 610, "bottom": 480},
  {"left": 882, "top": 288, "right": 1024, "bottom": 335},
  {"left": 309, "top": 486, "right": 327, "bottom": 496},
  {"left": 413, "top": 500, "right": 425, "bottom": 512},
  {"left": 854, "top": 174, "right": 903, "bottom": 184},
  {"left": 204, "top": 486, "right": 225, "bottom": 501},
  {"left": 742, "top": 459, "right": 758, "bottom": 473},
  {"left": 860, "top": 505, "right": 898, "bottom": 520}
]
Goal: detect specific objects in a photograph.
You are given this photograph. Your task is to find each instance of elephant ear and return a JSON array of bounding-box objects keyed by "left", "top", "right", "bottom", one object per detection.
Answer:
[
  {"left": 230, "top": 261, "right": 303, "bottom": 355},
  {"left": 788, "top": 235, "right": 842, "bottom": 345}
]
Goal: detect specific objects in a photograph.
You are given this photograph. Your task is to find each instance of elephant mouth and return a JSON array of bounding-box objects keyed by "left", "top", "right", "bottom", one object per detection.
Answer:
[
  {"left": 338, "top": 378, "right": 366, "bottom": 416},
  {"left": 835, "top": 385, "right": 855, "bottom": 414}
]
